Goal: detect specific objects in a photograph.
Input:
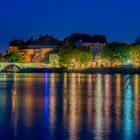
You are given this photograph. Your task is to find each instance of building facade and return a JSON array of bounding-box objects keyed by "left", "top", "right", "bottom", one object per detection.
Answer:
[
  {"left": 82, "top": 42, "right": 105, "bottom": 56},
  {"left": 7, "top": 45, "right": 55, "bottom": 62}
]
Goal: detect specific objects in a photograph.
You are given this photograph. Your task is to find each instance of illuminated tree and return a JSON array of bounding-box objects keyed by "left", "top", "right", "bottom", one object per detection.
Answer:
[
  {"left": 129, "top": 45, "right": 140, "bottom": 65},
  {"left": 59, "top": 45, "right": 93, "bottom": 68},
  {"left": 100, "top": 42, "right": 130, "bottom": 65},
  {"left": 5, "top": 50, "right": 24, "bottom": 62}
]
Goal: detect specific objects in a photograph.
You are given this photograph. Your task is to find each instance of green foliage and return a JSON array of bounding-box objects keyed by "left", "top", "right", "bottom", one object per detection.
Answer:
[
  {"left": 44, "top": 54, "right": 50, "bottom": 63},
  {"left": 129, "top": 44, "right": 140, "bottom": 64},
  {"left": 5, "top": 50, "right": 24, "bottom": 62},
  {"left": 100, "top": 42, "right": 130, "bottom": 64},
  {"left": 59, "top": 45, "right": 93, "bottom": 68}
]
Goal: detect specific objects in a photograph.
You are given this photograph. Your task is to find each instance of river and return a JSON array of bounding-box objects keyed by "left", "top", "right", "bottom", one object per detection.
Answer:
[{"left": 0, "top": 73, "right": 139, "bottom": 140}]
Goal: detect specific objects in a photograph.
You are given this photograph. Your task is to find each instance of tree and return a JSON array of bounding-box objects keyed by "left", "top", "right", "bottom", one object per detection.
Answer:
[
  {"left": 135, "top": 36, "right": 140, "bottom": 44},
  {"left": 92, "top": 34, "right": 106, "bottom": 43},
  {"left": 100, "top": 42, "right": 130, "bottom": 65},
  {"left": 5, "top": 50, "right": 24, "bottom": 62},
  {"left": 9, "top": 34, "right": 60, "bottom": 48},
  {"left": 63, "top": 33, "right": 106, "bottom": 46},
  {"left": 129, "top": 44, "right": 140, "bottom": 65},
  {"left": 0, "top": 53, "right": 4, "bottom": 61},
  {"left": 59, "top": 45, "right": 93, "bottom": 68},
  {"left": 9, "top": 39, "right": 28, "bottom": 49}
]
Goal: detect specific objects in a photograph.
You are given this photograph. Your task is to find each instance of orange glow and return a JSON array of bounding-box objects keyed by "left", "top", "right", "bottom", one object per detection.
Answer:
[
  {"left": 104, "top": 74, "right": 111, "bottom": 137},
  {"left": 22, "top": 75, "right": 34, "bottom": 128},
  {"left": 49, "top": 74, "right": 57, "bottom": 130},
  {"left": 63, "top": 73, "right": 68, "bottom": 127},
  {"left": 11, "top": 73, "right": 18, "bottom": 136},
  {"left": 94, "top": 74, "right": 103, "bottom": 140},
  {"left": 133, "top": 75, "right": 139, "bottom": 133},
  {"left": 115, "top": 74, "right": 121, "bottom": 130},
  {"left": 68, "top": 74, "right": 78, "bottom": 140},
  {"left": 87, "top": 74, "right": 94, "bottom": 130}
]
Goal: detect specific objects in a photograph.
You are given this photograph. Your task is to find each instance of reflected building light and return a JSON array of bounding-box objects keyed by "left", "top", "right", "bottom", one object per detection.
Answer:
[
  {"left": 12, "top": 83, "right": 17, "bottom": 112},
  {"left": 11, "top": 74, "right": 18, "bottom": 136},
  {"left": 64, "top": 73, "right": 67, "bottom": 86},
  {"left": 44, "top": 73, "right": 49, "bottom": 111},
  {"left": 22, "top": 74, "right": 34, "bottom": 92},
  {"left": 76, "top": 73, "right": 82, "bottom": 134},
  {"left": 0, "top": 74, "right": 7, "bottom": 125},
  {"left": 49, "top": 73, "right": 57, "bottom": 131},
  {"left": 3, "top": 73, "right": 6, "bottom": 81},
  {"left": 44, "top": 73, "right": 49, "bottom": 119},
  {"left": 68, "top": 73, "right": 79, "bottom": 140},
  {"left": 88, "top": 74, "right": 93, "bottom": 88},
  {"left": 11, "top": 73, "right": 17, "bottom": 112},
  {"left": 94, "top": 74, "right": 104, "bottom": 140},
  {"left": 63, "top": 73, "right": 68, "bottom": 127},
  {"left": 115, "top": 74, "right": 122, "bottom": 130},
  {"left": 77, "top": 73, "right": 81, "bottom": 83},
  {"left": 22, "top": 74, "right": 34, "bottom": 128},
  {"left": 23, "top": 93, "right": 33, "bottom": 128},
  {"left": 43, "top": 73, "right": 49, "bottom": 138},
  {"left": 87, "top": 74, "right": 94, "bottom": 131},
  {"left": 104, "top": 74, "right": 111, "bottom": 138},
  {"left": 133, "top": 75, "right": 139, "bottom": 133},
  {"left": 123, "top": 75, "right": 134, "bottom": 140},
  {"left": 13, "top": 73, "right": 16, "bottom": 81}
]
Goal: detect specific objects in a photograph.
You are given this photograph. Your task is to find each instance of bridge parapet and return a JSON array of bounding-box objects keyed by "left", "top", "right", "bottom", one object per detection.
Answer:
[{"left": 0, "top": 62, "right": 47, "bottom": 70}]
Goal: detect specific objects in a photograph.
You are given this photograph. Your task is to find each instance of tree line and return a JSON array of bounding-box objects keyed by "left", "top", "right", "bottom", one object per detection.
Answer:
[
  {"left": 9, "top": 34, "right": 60, "bottom": 49},
  {"left": 1, "top": 33, "right": 140, "bottom": 67},
  {"left": 100, "top": 42, "right": 140, "bottom": 66}
]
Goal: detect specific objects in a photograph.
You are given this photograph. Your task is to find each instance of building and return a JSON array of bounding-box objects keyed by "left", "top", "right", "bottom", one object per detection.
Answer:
[
  {"left": 7, "top": 45, "right": 55, "bottom": 62},
  {"left": 82, "top": 42, "right": 105, "bottom": 57},
  {"left": 18, "top": 49, "right": 34, "bottom": 62}
]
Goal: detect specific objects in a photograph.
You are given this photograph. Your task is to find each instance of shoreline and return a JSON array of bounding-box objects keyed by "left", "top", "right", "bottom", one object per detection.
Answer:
[{"left": 2, "top": 66, "right": 140, "bottom": 74}]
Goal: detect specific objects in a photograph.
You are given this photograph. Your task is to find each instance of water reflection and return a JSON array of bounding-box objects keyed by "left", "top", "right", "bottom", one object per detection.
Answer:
[
  {"left": 11, "top": 73, "right": 18, "bottom": 136},
  {"left": 104, "top": 74, "right": 111, "bottom": 139},
  {"left": 114, "top": 74, "right": 122, "bottom": 134},
  {"left": 43, "top": 73, "right": 49, "bottom": 139},
  {"left": 22, "top": 76, "right": 34, "bottom": 128},
  {"left": 0, "top": 73, "right": 140, "bottom": 140},
  {"left": 133, "top": 75, "right": 140, "bottom": 133},
  {"left": 94, "top": 74, "right": 103, "bottom": 140},
  {"left": 68, "top": 74, "right": 79, "bottom": 140},
  {"left": 87, "top": 74, "right": 95, "bottom": 133},
  {"left": 123, "top": 75, "right": 133, "bottom": 140},
  {"left": 49, "top": 73, "right": 57, "bottom": 133}
]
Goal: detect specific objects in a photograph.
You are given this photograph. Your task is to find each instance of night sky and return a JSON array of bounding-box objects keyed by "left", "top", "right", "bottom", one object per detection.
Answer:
[{"left": 0, "top": 0, "right": 140, "bottom": 50}]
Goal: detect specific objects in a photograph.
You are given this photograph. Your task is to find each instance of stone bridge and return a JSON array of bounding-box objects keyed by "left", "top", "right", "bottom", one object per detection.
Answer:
[{"left": 0, "top": 62, "right": 47, "bottom": 71}]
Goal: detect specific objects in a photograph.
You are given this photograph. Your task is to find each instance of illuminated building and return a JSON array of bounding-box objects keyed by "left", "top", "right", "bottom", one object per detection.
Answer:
[
  {"left": 7, "top": 45, "right": 55, "bottom": 62},
  {"left": 82, "top": 42, "right": 105, "bottom": 56}
]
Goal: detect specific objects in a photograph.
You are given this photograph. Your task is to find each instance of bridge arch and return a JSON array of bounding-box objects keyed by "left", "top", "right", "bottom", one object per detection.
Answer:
[{"left": 1, "top": 64, "right": 21, "bottom": 72}]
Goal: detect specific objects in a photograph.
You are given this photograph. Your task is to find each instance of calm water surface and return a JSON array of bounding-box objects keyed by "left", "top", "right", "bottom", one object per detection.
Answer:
[{"left": 0, "top": 73, "right": 140, "bottom": 140}]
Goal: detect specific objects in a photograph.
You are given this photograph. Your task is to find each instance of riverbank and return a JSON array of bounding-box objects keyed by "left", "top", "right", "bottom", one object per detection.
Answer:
[{"left": 12, "top": 66, "right": 140, "bottom": 74}]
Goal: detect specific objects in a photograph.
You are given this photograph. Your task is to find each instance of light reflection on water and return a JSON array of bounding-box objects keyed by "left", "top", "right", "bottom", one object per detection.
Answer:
[
  {"left": 94, "top": 74, "right": 103, "bottom": 140},
  {"left": 0, "top": 73, "right": 140, "bottom": 140},
  {"left": 123, "top": 75, "right": 133, "bottom": 140}
]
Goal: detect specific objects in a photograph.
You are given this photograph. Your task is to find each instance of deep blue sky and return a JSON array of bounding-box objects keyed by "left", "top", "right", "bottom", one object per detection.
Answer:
[{"left": 0, "top": 0, "right": 140, "bottom": 50}]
